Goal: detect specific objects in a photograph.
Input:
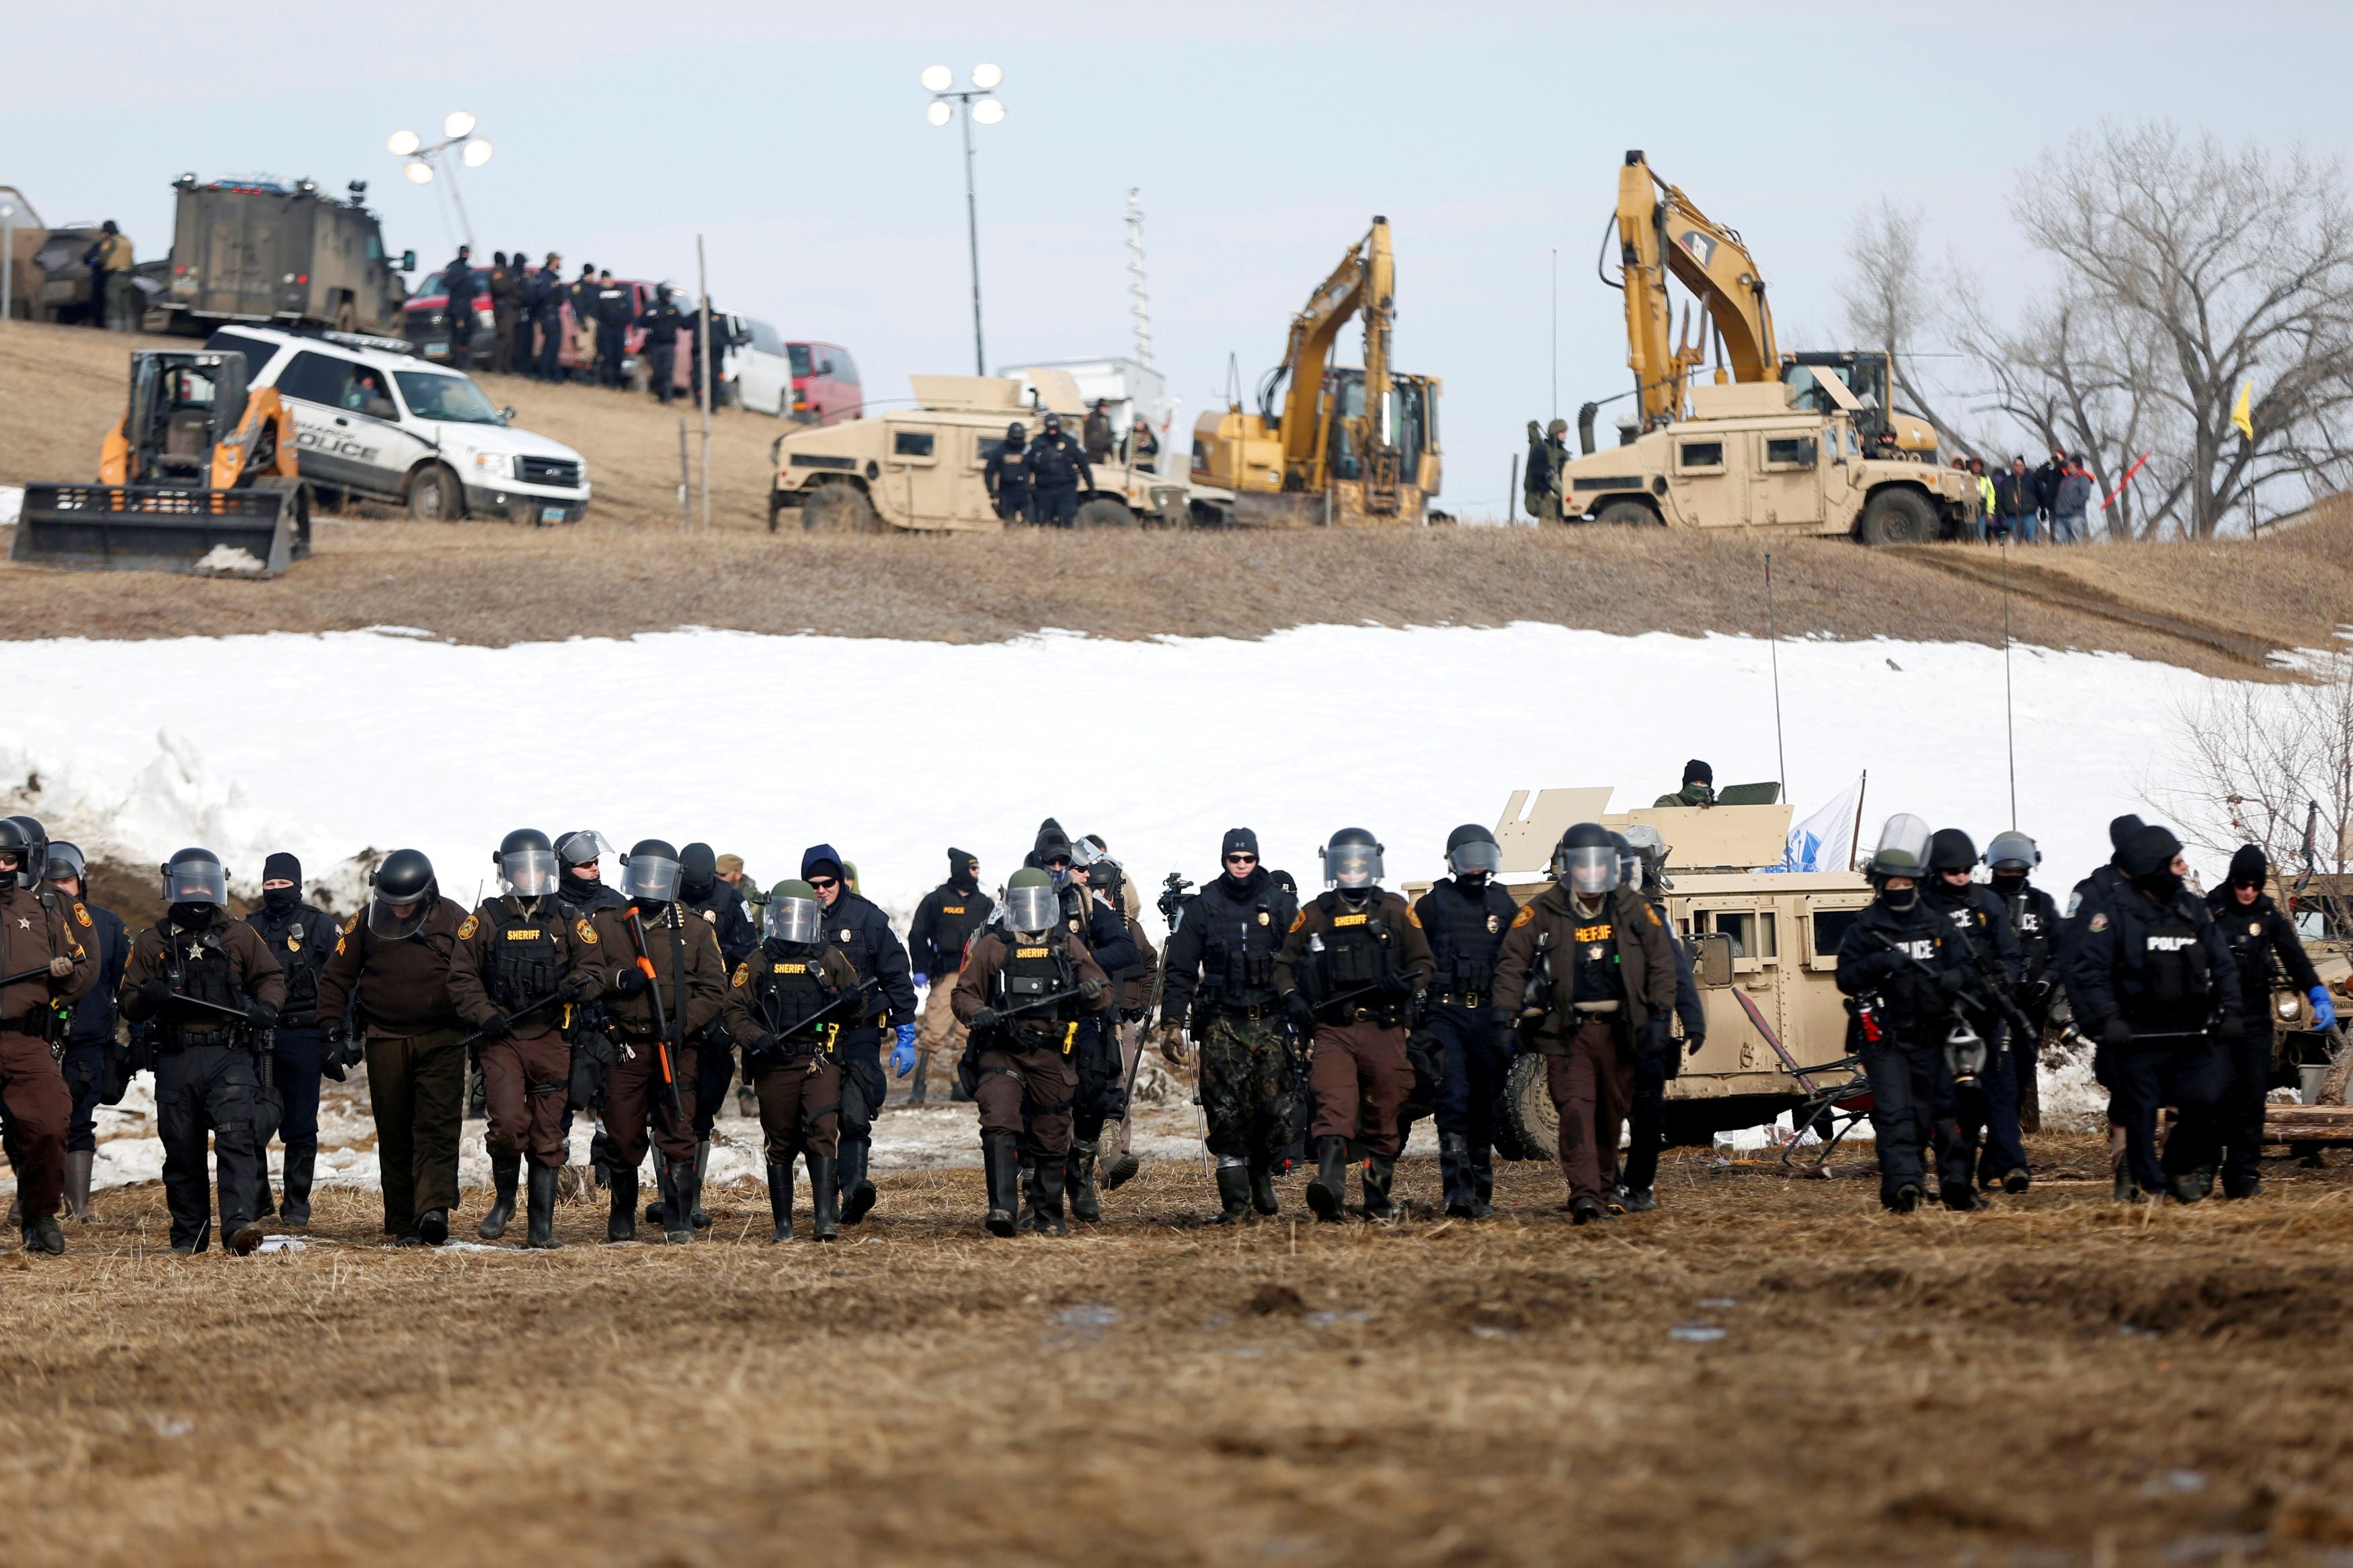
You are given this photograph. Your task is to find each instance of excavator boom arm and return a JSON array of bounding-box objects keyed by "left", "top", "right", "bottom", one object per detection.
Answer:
[
  {"left": 1616, "top": 151, "right": 1777, "bottom": 428},
  {"left": 1275, "top": 235, "right": 1369, "bottom": 489}
]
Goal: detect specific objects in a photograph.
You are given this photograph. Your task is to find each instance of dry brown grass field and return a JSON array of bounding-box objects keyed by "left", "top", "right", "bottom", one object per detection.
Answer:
[{"left": 4, "top": 1134, "right": 2353, "bottom": 1568}]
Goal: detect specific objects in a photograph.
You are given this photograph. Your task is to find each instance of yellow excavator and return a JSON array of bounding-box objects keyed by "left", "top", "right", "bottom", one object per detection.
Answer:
[
  {"left": 1605, "top": 150, "right": 1936, "bottom": 458},
  {"left": 1189, "top": 216, "right": 1444, "bottom": 526}
]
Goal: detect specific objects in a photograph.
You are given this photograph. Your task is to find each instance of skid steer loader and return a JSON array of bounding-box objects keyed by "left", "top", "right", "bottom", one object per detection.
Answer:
[{"left": 13, "top": 351, "right": 311, "bottom": 577}]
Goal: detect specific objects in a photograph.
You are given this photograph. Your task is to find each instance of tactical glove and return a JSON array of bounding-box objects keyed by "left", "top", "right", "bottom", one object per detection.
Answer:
[
  {"left": 2311, "top": 985, "right": 2338, "bottom": 1032},
  {"left": 2214, "top": 1014, "right": 2244, "bottom": 1048},
  {"left": 320, "top": 1040, "right": 348, "bottom": 1083},
  {"left": 247, "top": 1000, "right": 280, "bottom": 1032},
  {"left": 135, "top": 979, "right": 175, "bottom": 1015},
  {"left": 1282, "top": 989, "right": 1316, "bottom": 1031},
  {"left": 2101, "top": 1017, "right": 2134, "bottom": 1053},
  {"left": 1636, "top": 1018, "right": 1670, "bottom": 1059},
  {"left": 612, "top": 965, "right": 649, "bottom": 996},
  {"left": 47, "top": 955, "right": 75, "bottom": 979},
  {"left": 967, "top": 1005, "right": 1000, "bottom": 1032},
  {"left": 477, "top": 1011, "right": 512, "bottom": 1041},
  {"left": 559, "top": 971, "right": 600, "bottom": 1003},
  {"left": 891, "top": 1023, "right": 918, "bottom": 1077},
  {"left": 1076, "top": 977, "right": 1107, "bottom": 1001},
  {"left": 752, "top": 1032, "right": 781, "bottom": 1055},
  {"left": 1686, "top": 1032, "right": 1707, "bottom": 1057},
  {"left": 1153, "top": 1020, "right": 1189, "bottom": 1067},
  {"left": 1936, "top": 967, "right": 1971, "bottom": 998}
]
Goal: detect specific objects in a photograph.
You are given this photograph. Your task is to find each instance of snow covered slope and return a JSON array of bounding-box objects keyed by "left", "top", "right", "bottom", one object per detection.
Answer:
[{"left": 1, "top": 622, "right": 2225, "bottom": 924}]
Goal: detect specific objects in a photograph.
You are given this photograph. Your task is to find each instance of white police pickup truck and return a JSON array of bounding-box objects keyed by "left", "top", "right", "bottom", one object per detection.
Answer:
[{"left": 203, "top": 325, "right": 591, "bottom": 523}]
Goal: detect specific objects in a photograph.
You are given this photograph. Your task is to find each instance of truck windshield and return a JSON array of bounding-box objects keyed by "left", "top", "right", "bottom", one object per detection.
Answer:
[{"left": 393, "top": 370, "right": 503, "bottom": 424}]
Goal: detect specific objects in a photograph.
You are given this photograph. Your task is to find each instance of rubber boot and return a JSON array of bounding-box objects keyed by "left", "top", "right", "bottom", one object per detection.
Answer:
[
  {"left": 1211, "top": 1157, "right": 1253, "bottom": 1224},
  {"left": 1439, "top": 1132, "right": 1476, "bottom": 1219},
  {"left": 2110, "top": 1124, "right": 2133, "bottom": 1202},
  {"left": 1471, "top": 1151, "right": 1495, "bottom": 1219},
  {"left": 280, "top": 1141, "right": 315, "bottom": 1228},
  {"left": 664, "top": 1156, "right": 699, "bottom": 1243},
  {"left": 478, "top": 1151, "right": 520, "bottom": 1240},
  {"left": 1248, "top": 1155, "right": 1280, "bottom": 1216},
  {"left": 645, "top": 1156, "right": 674, "bottom": 1228},
  {"left": 908, "top": 1055, "right": 928, "bottom": 1108},
  {"left": 63, "top": 1149, "right": 94, "bottom": 1223},
  {"left": 524, "top": 1161, "right": 561, "bottom": 1249},
  {"left": 1017, "top": 1155, "right": 1041, "bottom": 1233},
  {"left": 1031, "top": 1153, "right": 1069, "bottom": 1237},
  {"left": 766, "top": 1159, "right": 796, "bottom": 1241},
  {"left": 606, "top": 1165, "right": 638, "bottom": 1242},
  {"left": 690, "top": 1138, "right": 711, "bottom": 1229},
  {"left": 1362, "top": 1153, "right": 1400, "bottom": 1223},
  {"left": 807, "top": 1154, "right": 840, "bottom": 1241},
  {"left": 416, "top": 1207, "right": 449, "bottom": 1246},
  {"left": 1067, "top": 1139, "right": 1101, "bottom": 1223},
  {"left": 1103, "top": 1145, "right": 1142, "bottom": 1191},
  {"left": 982, "top": 1136, "right": 1020, "bottom": 1237},
  {"left": 840, "top": 1139, "right": 876, "bottom": 1226},
  {"left": 24, "top": 1214, "right": 64, "bottom": 1255},
  {"left": 1306, "top": 1136, "right": 1349, "bottom": 1223}
]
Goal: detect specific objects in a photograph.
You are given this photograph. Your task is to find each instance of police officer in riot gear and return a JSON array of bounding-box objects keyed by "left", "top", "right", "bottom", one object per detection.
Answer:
[
  {"left": 1612, "top": 825, "right": 1704, "bottom": 1213},
  {"left": 723, "top": 880, "right": 860, "bottom": 1241},
  {"left": 1919, "top": 829, "right": 2024, "bottom": 1199},
  {"left": 663, "top": 841, "right": 756, "bottom": 1233},
  {"left": 1985, "top": 831, "right": 2060, "bottom": 1147},
  {"left": 118, "top": 849, "right": 286, "bottom": 1255},
  {"left": 798, "top": 843, "right": 918, "bottom": 1227},
  {"left": 1835, "top": 816, "right": 1985, "bottom": 1212},
  {"left": 448, "top": 830, "right": 602, "bottom": 1248},
  {"left": 555, "top": 830, "right": 627, "bottom": 915},
  {"left": 954, "top": 867, "right": 1113, "bottom": 1235},
  {"left": 2071, "top": 824, "right": 2241, "bottom": 1202},
  {"left": 0, "top": 819, "right": 97, "bottom": 1253},
  {"left": 985, "top": 423, "right": 1033, "bottom": 523},
  {"left": 243, "top": 852, "right": 340, "bottom": 1227},
  {"left": 1025, "top": 412, "right": 1091, "bottom": 528},
  {"left": 1412, "top": 825, "right": 1518, "bottom": 1218},
  {"left": 1041, "top": 828, "right": 1138, "bottom": 1222},
  {"left": 2063, "top": 814, "right": 2147, "bottom": 1197},
  {"left": 43, "top": 841, "right": 124, "bottom": 1225},
  {"left": 1156, "top": 828, "right": 1300, "bottom": 1223},
  {"left": 1276, "top": 828, "right": 1434, "bottom": 1223},
  {"left": 2207, "top": 843, "right": 2326, "bottom": 1199},
  {"left": 636, "top": 283, "right": 686, "bottom": 403}
]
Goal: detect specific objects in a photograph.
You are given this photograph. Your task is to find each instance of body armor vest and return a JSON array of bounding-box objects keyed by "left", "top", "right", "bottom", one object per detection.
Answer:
[
  {"left": 480, "top": 899, "right": 566, "bottom": 1014},
  {"left": 1197, "top": 880, "right": 1285, "bottom": 1005},
  {"left": 2118, "top": 896, "right": 2215, "bottom": 1024},
  {"left": 157, "top": 918, "right": 251, "bottom": 1045},
  {"left": 1425, "top": 878, "right": 1512, "bottom": 999},
  {"left": 2003, "top": 886, "right": 2054, "bottom": 984},
  {"left": 991, "top": 936, "right": 1081, "bottom": 1050},
  {"left": 750, "top": 944, "right": 840, "bottom": 1053},
  {"left": 1306, "top": 893, "right": 1396, "bottom": 1019},
  {"left": 248, "top": 906, "right": 329, "bottom": 1021}
]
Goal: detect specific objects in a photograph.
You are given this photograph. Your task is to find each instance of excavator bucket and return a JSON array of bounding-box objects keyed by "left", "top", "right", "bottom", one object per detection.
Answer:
[{"left": 10, "top": 482, "right": 307, "bottom": 577}]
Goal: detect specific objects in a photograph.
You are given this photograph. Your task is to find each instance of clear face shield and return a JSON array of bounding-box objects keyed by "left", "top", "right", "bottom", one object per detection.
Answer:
[
  {"left": 1323, "top": 842, "right": 1383, "bottom": 891},
  {"left": 1872, "top": 813, "right": 1935, "bottom": 876},
  {"left": 367, "top": 893, "right": 430, "bottom": 939},
  {"left": 765, "top": 895, "right": 824, "bottom": 945},
  {"left": 500, "top": 849, "right": 558, "bottom": 899},
  {"left": 1552, "top": 845, "right": 1620, "bottom": 898},
  {"left": 1446, "top": 840, "right": 1501, "bottom": 878},
  {"left": 165, "top": 860, "right": 228, "bottom": 908},
  {"left": 1005, "top": 882, "right": 1060, "bottom": 934},
  {"left": 621, "top": 854, "right": 682, "bottom": 905},
  {"left": 44, "top": 843, "right": 86, "bottom": 884}
]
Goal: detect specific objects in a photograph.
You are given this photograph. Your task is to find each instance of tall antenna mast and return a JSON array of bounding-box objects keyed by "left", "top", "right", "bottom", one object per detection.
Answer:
[{"left": 1125, "top": 187, "right": 1153, "bottom": 368}]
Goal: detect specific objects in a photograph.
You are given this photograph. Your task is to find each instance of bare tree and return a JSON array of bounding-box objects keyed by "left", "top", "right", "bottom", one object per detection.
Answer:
[
  {"left": 2152, "top": 658, "right": 2353, "bottom": 876},
  {"left": 1837, "top": 198, "right": 1977, "bottom": 458},
  {"left": 2013, "top": 123, "right": 2353, "bottom": 536}
]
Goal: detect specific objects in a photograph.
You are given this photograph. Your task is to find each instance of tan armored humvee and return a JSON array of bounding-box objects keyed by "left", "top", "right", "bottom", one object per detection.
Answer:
[
  {"left": 1550, "top": 380, "right": 1978, "bottom": 544},
  {"left": 765, "top": 371, "right": 1214, "bottom": 533},
  {"left": 1408, "top": 786, "right": 1872, "bottom": 1159}
]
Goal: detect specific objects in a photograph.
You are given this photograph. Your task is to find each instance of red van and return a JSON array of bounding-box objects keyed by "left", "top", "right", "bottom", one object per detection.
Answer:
[{"left": 785, "top": 340, "right": 861, "bottom": 425}]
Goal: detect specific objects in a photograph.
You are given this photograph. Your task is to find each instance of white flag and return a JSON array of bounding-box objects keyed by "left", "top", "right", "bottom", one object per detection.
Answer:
[{"left": 1775, "top": 779, "right": 1860, "bottom": 872}]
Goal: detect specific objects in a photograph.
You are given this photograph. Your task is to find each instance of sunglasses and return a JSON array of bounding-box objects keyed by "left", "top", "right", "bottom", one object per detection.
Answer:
[
  {"left": 1224, "top": 853, "right": 1259, "bottom": 865},
  {"left": 808, "top": 876, "right": 839, "bottom": 890}
]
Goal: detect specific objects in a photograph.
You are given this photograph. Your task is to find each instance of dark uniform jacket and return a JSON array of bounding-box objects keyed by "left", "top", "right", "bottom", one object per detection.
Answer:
[
  {"left": 683, "top": 880, "right": 758, "bottom": 969},
  {"left": 585, "top": 902, "right": 727, "bottom": 1041},
  {"left": 2204, "top": 886, "right": 2320, "bottom": 1019},
  {"left": 909, "top": 880, "right": 994, "bottom": 978},
  {"left": 1995, "top": 878, "right": 2062, "bottom": 994},
  {"left": 1492, "top": 883, "right": 1674, "bottom": 1050},
  {"left": 2066, "top": 881, "right": 2241, "bottom": 1038},
  {"left": 722, "top": 941, "right": 863, "bottom": 1059},
  {"left": 66, "top": 899, "right": 127, "bottom": 1045},
  {"left": 559, "top": 876, "right": 627, "bottom": 917},
  {"left": 1412, "top": 875, "right": 1517, "bottom": 1007},
  {"left": 1113, "top": 905, "right": 1160, "bottom": 1018},
  {"left": 984, "top": 442, "right": 1031, "bottom": 511},
  {"left": 1273, "top": 889, "right": 1435, "bottom": 1024},
  {"left": 2059, "top": 862, "right": 2126, "bottom": 981},
  {"left": 118, "top": 913, "right": 285, "bottom": 1042},
  {"left": 243, "top": 901, "right": 339, "bottom": 1028},
  {"left": 1835, "top": 896, "right": 1972, "bottom": 1044},
  {"left": 446, "top": 895, "right": 603, "bottom": 1041},
  {"left": 1921, "top": 879, "right": 2023, "bottom": 1020},
  {"left": 951, "top": 927, "right": 1112, "bottom": 1050},
  {"left": 815, "top": 890, "right": 918, "bottom": 1029},
  {"left": 0, "top": 881, "right": 97, "bottom": 1028},
  {"left": 315, "top": 899, "right": 465, "bottom": 1039},
  {"left": 1159, "top": 867, "right": 1296, "bottom": 1026},
  {"left": 592, "top": 284, "right": 633, "bottom": 329},
  {"left": 1025, "top": 428, "right": 1090, "bottom": 489}
]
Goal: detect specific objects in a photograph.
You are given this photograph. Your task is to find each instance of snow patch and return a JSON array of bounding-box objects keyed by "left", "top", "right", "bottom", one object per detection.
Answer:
[{"left": 190, "top": 544, "right": 268, "bottom": 577}]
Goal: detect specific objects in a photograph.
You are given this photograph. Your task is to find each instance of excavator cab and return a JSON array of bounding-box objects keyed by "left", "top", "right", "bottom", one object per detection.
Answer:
[
  {"left": 1782, "top": 351, "right": 1937, "bottom": 460},
  {"left": 114, "top": 353, "right": 250, "bottom": 484}
]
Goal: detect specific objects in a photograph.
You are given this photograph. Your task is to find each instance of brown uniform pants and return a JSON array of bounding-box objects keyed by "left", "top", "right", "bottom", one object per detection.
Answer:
[
  {"left": 973, "top": 1041, "right": 1077, "bottom": 1158},
  {"left": 606, "top": 1035, "right": 699, "bottom": 1168},
  {"left": 1547, "top": 1020, "right": 1633, "bottom": 1204},
  {"left": 365, "top": 1029, "right": 466, "bottom": 1233},
  {"left": 754, "top": 1055, "right": 841, "bottom": 1162},
  {"left": 1308, "top": 1020, "right": 1414, "bottom": 1158},
  {"left": 914, "top": 976, "right": 967, "bottom": 1088},
  {"left": 0, "top": 1030, "right": 70, "bottom": 1220},
  {"left": 480, "top": 1030, "right": 571, "bottom": 1167}
]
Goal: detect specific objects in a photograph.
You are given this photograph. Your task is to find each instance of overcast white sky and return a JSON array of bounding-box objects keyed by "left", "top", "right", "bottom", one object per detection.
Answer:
[{"left": 9, "top": 1, "right": 2350, "bottom": 519}]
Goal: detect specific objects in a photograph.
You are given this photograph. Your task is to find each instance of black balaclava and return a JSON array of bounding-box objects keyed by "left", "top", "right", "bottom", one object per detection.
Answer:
[
  {"left": 262, "top": 851, "right": 302, "bottom": 912},
  {"left": 2122, "top": 825, "right": 2184, "bottom": 902},
  {"left": 948, "top": 848, "right": 979, "bottom": 895}
]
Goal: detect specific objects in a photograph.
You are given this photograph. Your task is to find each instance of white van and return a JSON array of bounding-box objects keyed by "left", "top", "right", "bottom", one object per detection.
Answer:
[
  {"left": 727, "top": 315, "right": 794, "bottom": 417},
  {"left": 203, "top": 326, "right": 592, "bottom": 523}
]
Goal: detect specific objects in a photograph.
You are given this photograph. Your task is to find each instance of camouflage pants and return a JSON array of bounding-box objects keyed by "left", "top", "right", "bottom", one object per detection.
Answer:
[{"left": 1197, "top": 1011, "right": 1296, "bottom": 1163}]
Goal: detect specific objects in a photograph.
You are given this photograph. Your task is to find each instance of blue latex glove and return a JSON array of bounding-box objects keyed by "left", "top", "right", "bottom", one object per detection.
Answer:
[
  {"left": 2311, "top": 985, "right": 2338, "bottom": 1031},
  {"left": 912, "top": 972, "right": 930, "bottom": 989},
  {"left": 891, "top": 1023, "right": 918, "bottom": 1077}
]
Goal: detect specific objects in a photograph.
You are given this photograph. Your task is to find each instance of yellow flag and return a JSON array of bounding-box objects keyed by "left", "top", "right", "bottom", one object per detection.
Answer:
[{"left": 2231, "top": 379, "right": 2254, "bottom": 440}]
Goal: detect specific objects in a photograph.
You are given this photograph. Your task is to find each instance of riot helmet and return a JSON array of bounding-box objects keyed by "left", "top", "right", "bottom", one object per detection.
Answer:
[
  {"left": 1985, "top": 831, "right": 2040, "bottom": 876},
  {"left": 495, "top": 828, "right": 558, "bottom": 899},
  {"left": 368, "top": 848, "right": 438, "bottom": 938},
  {"left": 1550, "top": 822, "right": 1620, "bottom": 899},
  {"left": 1927, "top": 829, "right": 1978, "bottom": 876},
  {"left": 1444, "top": 824, "right": 1501, "bottom": 880},
  {"left": 621, "top": 839, "right": 682, "bottom": 905},
  {"left": 764, "top": 879, "right": 824, "bottom": 945},
  {"left": 1866, "top": 814, "right": 1934, "bottom": 880},
  {"left": 555, "top": 829, "right": 615, "bottom": 885},
  {"left": 2, "top": 815, "right": 46, "bottom": 890},
  {"left": 163, "top": 847, "right": 229, "bottom": 917},
  {"left": 1006, "top": 421, "right": 1026, "bottom": 445},
  {"left": 1321, "top": 827, "right": 1384, "bottom": 893},
  {"left": 1005, "top": 866, "right": 1059, "bottom": 936},
  {"left": 1609, "top": 831, "right": 1640, "bottom": 892},
  {"left": 1620, "top": 823, "right": 1670, "bottom": 894},
  {"left": 44, "top": 840, "right": 86, "bottom": 886},
  {"left": 0, "top": 817, "right": 32, "bottom": 887}
]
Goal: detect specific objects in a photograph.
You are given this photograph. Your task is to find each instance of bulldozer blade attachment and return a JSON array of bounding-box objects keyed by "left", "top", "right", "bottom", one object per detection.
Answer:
[{"left": 11, "top": 483, "right": 303, "bottom": 578}]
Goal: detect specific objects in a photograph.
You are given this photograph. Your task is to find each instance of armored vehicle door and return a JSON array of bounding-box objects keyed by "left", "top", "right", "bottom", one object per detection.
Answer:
[
  {"left": 883, "top": 422, "right": 956, "bottom": 525},
  {"left": 1751, "top": 429, "right": 1824, "bottom": 528},
  {"left": 1663, "top": 430, "right": 1746, "bottom": 528}
]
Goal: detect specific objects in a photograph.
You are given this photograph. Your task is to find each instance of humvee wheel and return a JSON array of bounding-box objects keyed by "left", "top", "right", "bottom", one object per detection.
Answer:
[
  {"left": 1074, "top": 497, "right": 1135, "bottom": 528},
  {"left": 1594, "top": 497, "right": 1661, "bottom": 527},
  {"left": 1503, "top": 1053, "right": 1558, "bottom": 1163},
  {"left": 1858, "top": 487, "right": 1936, "bottom": 546},
  {"left": 803, "top": 483, "right": 878, "bottom": 534}
]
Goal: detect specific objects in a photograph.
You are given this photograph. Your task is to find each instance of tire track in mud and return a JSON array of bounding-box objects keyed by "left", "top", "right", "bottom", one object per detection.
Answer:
[{"left": 1890, "top": 547, "right": 2280, "bottom": 670}]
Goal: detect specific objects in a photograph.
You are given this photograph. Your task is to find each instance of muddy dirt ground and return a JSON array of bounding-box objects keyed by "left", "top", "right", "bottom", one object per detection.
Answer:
[{"left": 5, "top": 1132, "right": 2352, "bottom": 1567}]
